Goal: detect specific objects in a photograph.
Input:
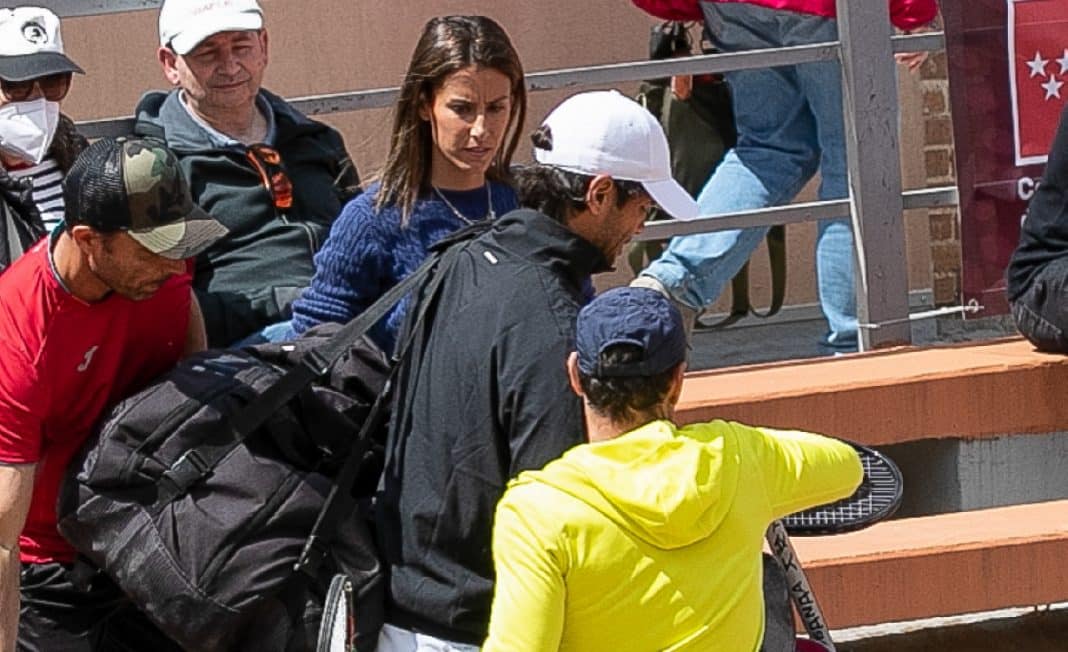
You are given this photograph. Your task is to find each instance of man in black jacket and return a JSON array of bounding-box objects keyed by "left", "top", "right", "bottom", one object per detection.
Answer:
[
  {"left": 137, "top": 0, "right": 360, "bottom": 346},
  {"left": 1008, "top": 102, "right": 1068, "bottom": 352},
  {"left": 374, "top": 90, "right": 698, "bottom": 650}
]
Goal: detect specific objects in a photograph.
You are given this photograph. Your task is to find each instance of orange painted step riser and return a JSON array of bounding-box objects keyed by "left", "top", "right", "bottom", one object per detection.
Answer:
[
  {"left": 788, "top": 500, "right": 1068, "bottom": 629},
  {"left": 795, "top": 539, "right": 1068, "bottom": 629}
]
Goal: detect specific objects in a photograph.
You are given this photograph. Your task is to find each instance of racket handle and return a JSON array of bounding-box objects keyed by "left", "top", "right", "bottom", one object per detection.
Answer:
[
  {"left": 766, "top": 521, "right": 836, "bottom": 652},
  {"left": 344, "top": 577, "right": 356, "bottom": 652}
]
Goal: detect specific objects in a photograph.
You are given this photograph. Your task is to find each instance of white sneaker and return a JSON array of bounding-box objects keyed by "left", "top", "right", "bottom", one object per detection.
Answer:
[
  {"left": 629, "top": 275, "right": 700, "bottom": 338},
  {"left": 629, "top": 274, "right": 670, "bottom": 296}
]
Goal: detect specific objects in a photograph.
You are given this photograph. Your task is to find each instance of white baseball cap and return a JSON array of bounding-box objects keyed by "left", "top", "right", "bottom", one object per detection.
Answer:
[
  {"left": 159, "top": 0, "right": 264, "bottom": 56},
  {"left": 0, "top": 7, "right": 83, "bottom": 82},
  {"left": 533, "top": 90, "right": 699, "bottom": 221}
]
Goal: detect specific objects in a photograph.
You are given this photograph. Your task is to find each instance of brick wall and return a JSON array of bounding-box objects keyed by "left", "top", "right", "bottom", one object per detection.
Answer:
[{"left": 919, "top": 27, "right": 963, "bottom": 306}]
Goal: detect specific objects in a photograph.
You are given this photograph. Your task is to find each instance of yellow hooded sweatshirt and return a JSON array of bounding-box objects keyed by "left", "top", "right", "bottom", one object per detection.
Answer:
[{"left": 483, "top": 419, "right": 862, "bottom": 651}]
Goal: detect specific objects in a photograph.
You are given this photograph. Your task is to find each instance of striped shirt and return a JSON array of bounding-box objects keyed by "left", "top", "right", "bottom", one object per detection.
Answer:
[{"left": 9, "top": 157, "right": 64, "bottom": 231}]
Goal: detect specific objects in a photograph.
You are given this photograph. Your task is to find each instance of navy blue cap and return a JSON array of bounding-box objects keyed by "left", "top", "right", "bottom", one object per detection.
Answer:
[{"left": 576, "top": 287, "right": 687, "bottom": 378}]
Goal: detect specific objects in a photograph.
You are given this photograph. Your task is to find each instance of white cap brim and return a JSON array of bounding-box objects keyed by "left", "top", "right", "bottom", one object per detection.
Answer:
[
  {"left": 642, "top": 178, "right": 700, "bottom": 221},
  {"left": 167, "top": 13, "right": 263, "bottom": 55}
]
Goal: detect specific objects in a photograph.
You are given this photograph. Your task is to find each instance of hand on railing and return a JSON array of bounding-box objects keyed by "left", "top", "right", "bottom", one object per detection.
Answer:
[
  {"left": 895, "top": 29, "right": 929, "bottom": 73},
  {"left": 895, "top": 50, "right": 928, "bottom": 73}
]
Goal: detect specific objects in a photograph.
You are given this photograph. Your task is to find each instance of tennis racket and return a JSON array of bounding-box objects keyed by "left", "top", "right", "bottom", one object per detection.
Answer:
[
  {"left": 767, "top": 520, "right": 836, "bottom": 651},
  {"left": 781, "top": 442, "right": 903, "bottom": 536},
  {"left": 766, "top": 441, "right": 903, "bottom": 651},
  {"left": 316, "top": 574, "right": 355, "bottom": 652}
]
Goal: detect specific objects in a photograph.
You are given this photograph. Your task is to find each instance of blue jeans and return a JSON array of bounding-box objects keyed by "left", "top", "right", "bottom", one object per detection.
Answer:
[
  {"left": 642, "top": 2, "right": 857, "bottom": 350},
  {"left": 1011, "top": 257, "right": 1068, "bottom": 353}
]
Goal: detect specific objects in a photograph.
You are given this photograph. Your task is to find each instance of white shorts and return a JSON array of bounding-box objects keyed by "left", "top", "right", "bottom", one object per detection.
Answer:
[{"left": 375, "top": 624, "right": 481, "bottom": 652}]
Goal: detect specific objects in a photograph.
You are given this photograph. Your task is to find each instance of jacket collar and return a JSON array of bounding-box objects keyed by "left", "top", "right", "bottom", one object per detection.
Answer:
[
  {"left": 489, "top": 208, "right": 611, "bottom": 290},
  {"left": 133, "top": 88, "right": 322, "bottom": 151}
]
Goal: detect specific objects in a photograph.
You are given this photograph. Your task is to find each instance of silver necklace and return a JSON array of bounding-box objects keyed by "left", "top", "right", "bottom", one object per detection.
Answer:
[{"left": 432, "top": 183, "right": 495, "bottom": 225}]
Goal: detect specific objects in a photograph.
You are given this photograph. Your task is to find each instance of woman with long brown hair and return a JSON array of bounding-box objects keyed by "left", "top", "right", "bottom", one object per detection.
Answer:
[{"left": 281, "top": 15, "right": 526, "bottom": 353}]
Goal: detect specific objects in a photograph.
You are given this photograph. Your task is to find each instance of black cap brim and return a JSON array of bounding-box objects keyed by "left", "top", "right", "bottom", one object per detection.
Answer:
[{"left": 0, "top": 52, "right": 83, "bottom": 82}]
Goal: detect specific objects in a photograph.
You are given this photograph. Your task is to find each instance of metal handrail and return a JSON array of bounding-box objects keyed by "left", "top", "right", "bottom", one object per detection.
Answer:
[
  {"left": 50, "top": 0, "right": 956, "bottom": 349},
  {"left": 74, "top": 33, "right": 953, "bottom": 242},
  {"left": 36, "top": 0, "right": 160, "bottom": 17},
  {"left": 39, "top": 0, "right": 950, "bottom": 63},
  {"left": 634, "top": 186, "right": 959, "bottom": 242},
  {"left": 76, "top": 44, "right": 842, "bottom": 138},
  {"left": 75, "top": 33, "right": 945, "bottom": 138}
]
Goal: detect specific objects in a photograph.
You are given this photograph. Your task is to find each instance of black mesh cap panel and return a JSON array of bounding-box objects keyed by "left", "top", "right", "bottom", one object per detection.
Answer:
[{"left": 62, "top": 137, "right": 131, "bottom": 231}]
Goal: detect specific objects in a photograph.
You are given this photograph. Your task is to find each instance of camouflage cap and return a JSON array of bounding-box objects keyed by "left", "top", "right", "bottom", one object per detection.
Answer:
[{"left": 63, "top": 137, "right": 228, "bottom": 259}]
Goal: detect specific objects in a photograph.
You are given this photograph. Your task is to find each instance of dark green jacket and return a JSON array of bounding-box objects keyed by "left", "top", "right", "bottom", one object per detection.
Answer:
[{"left": 133, "top": 89, "right": 361, "bottom": 346}]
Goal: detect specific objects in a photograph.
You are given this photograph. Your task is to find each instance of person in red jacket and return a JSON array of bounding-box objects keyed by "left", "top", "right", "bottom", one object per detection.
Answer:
[{"left": 632, "top": 0, "right": 937, "bottom": 351}]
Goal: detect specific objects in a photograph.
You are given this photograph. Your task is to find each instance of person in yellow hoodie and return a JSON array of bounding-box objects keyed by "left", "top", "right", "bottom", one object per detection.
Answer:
[{"left": 483, "top": 286, "right": 863, "bottom": 651}]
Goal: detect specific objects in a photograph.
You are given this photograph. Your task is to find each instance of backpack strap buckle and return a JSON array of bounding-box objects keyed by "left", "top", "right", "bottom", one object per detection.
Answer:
[{"left": 158, "top": 449, "right": 211, "bottom": 500}]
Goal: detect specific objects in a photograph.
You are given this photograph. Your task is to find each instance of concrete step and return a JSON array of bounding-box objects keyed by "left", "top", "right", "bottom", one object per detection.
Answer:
[{"left": 836, "top": 604, "right": 1068, "bottom": 652}]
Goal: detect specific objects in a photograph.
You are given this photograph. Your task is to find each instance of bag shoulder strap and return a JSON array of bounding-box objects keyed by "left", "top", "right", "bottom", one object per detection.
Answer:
[
  {"left": 704, "top": 224, "right": 787, "bottom": 328},
  {"left": 295, "top": 239, "right": 464, "bottom": 576},
  {"left": 749, "top": 224, "right": 786, "bottom": 319}
]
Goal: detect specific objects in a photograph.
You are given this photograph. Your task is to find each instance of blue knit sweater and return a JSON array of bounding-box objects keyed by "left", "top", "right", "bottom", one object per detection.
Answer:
[{"left": 289, "top": 180, "right": 518, "bottom": 353}]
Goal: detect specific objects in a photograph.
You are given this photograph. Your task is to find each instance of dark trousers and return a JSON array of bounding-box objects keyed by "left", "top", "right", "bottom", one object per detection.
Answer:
[
  {"left": 1012, "top": 258, "right": 1068, "bottom": 353},
  {"left": 18, "top": 562, "right": 182, "bottom": 652},
  {"left": 761, "top": 552, "right": 796, "bottom": 652}
]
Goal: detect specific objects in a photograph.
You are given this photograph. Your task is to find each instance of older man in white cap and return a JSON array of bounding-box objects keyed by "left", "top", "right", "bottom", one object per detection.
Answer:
[
  {"left": 135, "top": 0, "right": 361, "bottom": 347},
  {"left": 0, "top": 6, "right": 87, "bottom": 273},
  {"left": 374, "top": 89, "right": 698, "bottom": 651}
]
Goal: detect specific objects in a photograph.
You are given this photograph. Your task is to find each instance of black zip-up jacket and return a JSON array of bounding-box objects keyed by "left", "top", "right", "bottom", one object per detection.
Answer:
[
  {"left": 133, "top": 89, "right": 361, "bottom": 345},
  {"left": 1, "top": 115, "right": 86, "bottom": 273},
  {"left": 1008, "top": 102, "right": 1068, "bottom": 301},
  {"left": 375, "top": 209, "right": 610, "bottom": 645}
]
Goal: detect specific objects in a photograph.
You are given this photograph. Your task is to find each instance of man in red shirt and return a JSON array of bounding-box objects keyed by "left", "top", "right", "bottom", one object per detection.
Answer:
[{"left": 0, "top": 136, "right": 227, "bottom": 651}]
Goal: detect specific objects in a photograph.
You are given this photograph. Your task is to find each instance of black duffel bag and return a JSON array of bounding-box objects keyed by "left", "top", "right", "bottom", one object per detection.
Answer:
[{"left": 56, "top": 245, "right": 458, "bottom": 652}]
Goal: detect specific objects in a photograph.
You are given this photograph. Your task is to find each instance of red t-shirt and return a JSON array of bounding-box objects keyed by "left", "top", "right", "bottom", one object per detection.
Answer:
[{"left": 0, "top": 237, "right": 191, "bottom": 563}]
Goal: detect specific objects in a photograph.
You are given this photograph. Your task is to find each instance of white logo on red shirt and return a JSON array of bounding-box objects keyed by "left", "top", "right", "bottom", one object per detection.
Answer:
[{"left": 77, "top": 345, "right": 99, "bottom": 373}]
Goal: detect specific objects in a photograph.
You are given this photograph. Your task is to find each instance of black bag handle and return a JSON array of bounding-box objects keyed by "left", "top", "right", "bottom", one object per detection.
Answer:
[
  {"left": 747, "top": 224, "right": 786, "bottom": 319},
  {"left": 704, "top": 224, "right": 787, "bottom": 329},
  {"left": 153, "top": 247, "right": 452, "bottom": 508}
]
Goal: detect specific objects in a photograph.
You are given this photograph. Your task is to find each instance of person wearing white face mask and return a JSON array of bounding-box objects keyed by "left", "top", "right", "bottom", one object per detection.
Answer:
[{"left": 0, "top": 6, "right": 86, "bottom": 274}]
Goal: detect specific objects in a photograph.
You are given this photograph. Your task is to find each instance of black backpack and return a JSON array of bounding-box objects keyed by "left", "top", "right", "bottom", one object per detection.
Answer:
[{"left": 56, "top": 242, "right": 460, "bottom": 652}]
